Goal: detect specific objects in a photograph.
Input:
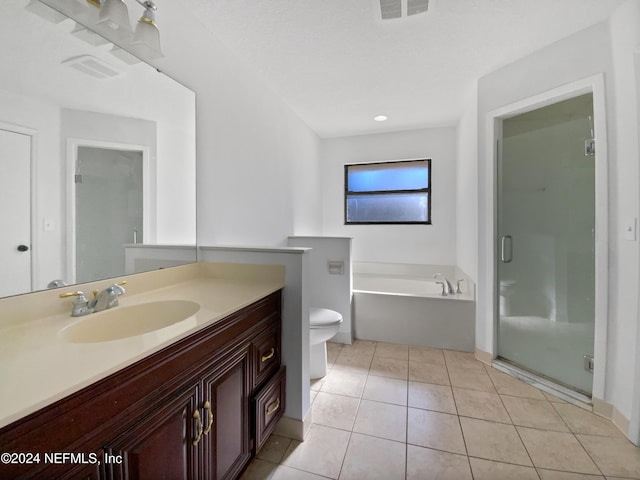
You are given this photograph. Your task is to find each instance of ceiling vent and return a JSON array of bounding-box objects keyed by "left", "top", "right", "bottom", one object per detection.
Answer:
[
  {"left": 62, "top": 55, "right": 122, "bottom": 79},
  {"left": 378, "top": 0, "right": 434, "bottom": 20}
]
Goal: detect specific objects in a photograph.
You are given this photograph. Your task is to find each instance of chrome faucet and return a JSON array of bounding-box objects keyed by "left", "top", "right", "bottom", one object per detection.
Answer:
[
  {"left": 90, "top": 283, "right": 126, "bottom": 312},
  {"left": 60, "top": 281, "right": 127, "bottom": 317},
  {"left": 433, "top": 273, "right": 455, "bottom": 295}
]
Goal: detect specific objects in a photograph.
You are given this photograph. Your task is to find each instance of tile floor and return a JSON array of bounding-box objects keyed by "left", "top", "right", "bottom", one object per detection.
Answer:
[{"left": 241, "top": 340, "right": 640, "bottom": 480}]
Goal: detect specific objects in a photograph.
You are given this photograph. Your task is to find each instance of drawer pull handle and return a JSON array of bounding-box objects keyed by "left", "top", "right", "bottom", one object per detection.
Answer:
[
  {"left": 266, "top": 398, "right": 280, "bottom": 415},
  {"left": 192, "top": 409, "right": 203, "bottom": 446},
  {"left": 261, "top": 348, "right": 275, "bottom": 362},
  {"left": 203, "top": 401, "right": 214, "bottom": 435}
]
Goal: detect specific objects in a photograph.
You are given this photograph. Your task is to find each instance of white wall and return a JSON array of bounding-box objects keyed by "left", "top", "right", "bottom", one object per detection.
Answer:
[
  {"left": 0, "top": 89, "right": 62, "bottom": 291},
  {"left": 456, "top": 93, "right": 479, "bottom": 282},
  {"left": 319, "top": 127, "right": 457, "bottom": 265},
  {"left": 288, "top": 236, "right": 353, "bottom": 344},
  {"left": 149, "top": 3, "right": 322, "bottom": 248},
  {"left": 476, "top": 7, "right": 640, "bottom": 429}
]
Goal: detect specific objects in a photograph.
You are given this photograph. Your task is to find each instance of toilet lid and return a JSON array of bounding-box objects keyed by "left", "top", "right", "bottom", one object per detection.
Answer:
[{"left": 310, "top": 307, "right": 343, "bottom": 327}]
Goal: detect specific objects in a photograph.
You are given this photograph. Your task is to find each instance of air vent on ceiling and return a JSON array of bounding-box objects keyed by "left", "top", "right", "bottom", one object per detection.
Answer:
[
  {"left": 62, "top": 55, "right": 121, "bottom": 79},
  {"left": 378, "top": 0, "right": 434, "bottom": 20}
]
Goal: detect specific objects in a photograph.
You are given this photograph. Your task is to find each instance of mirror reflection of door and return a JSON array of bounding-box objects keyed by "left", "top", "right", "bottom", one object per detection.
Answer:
[
  {"left": 0, "top": 128, "right": 31, "bottom": 297},
  {"left": 75, "top": 146, "right": 143, "bottom": 284}
]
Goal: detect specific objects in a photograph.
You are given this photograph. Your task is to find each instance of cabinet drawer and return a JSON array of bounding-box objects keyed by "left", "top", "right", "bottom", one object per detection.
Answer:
[
  {"left": 252, "top": 367, "right": 286, "bottom": 454},
  {"left": 252, "top": 323, "right": 280, "bottom": 390}
]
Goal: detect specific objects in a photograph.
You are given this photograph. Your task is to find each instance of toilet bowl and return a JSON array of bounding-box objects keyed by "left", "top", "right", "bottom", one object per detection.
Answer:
[
  {"left": 499, "top": 280, "right": 517, "bottom": 316},
  {"left": 309, "top": 307, "right": 343, "bottom": 379}
]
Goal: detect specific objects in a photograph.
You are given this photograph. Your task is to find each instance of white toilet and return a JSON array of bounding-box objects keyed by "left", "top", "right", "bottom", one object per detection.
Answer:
[
  {"left": 309, "top": 307, "right": 343, "bottom": 379},
  {"left": 499, "top": 279, "right": 517, "bottom": 316}
]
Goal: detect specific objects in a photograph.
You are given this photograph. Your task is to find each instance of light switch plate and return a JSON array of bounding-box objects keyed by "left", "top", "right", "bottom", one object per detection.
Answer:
[{"left": 624, "top": 217, "right": 637, "bottom": 241}]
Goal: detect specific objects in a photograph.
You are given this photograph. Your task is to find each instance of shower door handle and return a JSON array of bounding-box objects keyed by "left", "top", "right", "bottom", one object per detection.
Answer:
[{"left": 501, "top": 235, "right": 513, "bottom": 263}]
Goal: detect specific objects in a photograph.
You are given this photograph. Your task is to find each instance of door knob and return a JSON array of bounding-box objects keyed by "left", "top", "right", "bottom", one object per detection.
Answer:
[{"left": 17, "top": 245, "right": 29, "bottom": 252}]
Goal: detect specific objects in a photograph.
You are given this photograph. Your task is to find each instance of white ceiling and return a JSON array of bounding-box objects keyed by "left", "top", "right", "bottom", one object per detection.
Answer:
[{"left": 181, "top": 0, "right": 623, "bottom": 138}]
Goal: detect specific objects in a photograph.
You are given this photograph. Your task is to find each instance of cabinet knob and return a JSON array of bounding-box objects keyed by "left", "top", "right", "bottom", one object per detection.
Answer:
[
  {"left": 266, "top": 398, "right": 280, "bottom": 415},
  {"left": 203, "top": 401, "right": 214, "bottom": 435},
  {"left": 261, "top": 348, "right": 275, "bottom": 362},
  {"left": 192, "top": 410, "right": 203, "bottom": 446}
]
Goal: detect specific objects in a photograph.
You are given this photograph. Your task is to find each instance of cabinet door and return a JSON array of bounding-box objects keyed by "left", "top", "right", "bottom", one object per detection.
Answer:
[
  {"left": 106, "top": 385, "right": 200, "bottom": 480},
  {"left": 202, "top": 349, "right": 251, "bottom": 480}
]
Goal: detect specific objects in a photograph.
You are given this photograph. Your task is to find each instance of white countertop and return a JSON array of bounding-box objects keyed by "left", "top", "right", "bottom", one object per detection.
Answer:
[{"left": 0, "top": 270, "right": 283, "bottom": 429}]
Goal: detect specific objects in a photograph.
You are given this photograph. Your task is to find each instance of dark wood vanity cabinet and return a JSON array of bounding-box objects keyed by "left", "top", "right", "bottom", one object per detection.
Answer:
[{"left": 0, "top": 290, "right": 284, "bottom": 480}]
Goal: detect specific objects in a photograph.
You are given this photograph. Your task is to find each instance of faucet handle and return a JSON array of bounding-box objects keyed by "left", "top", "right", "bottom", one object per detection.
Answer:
[
  {"left": 456, "top": 279, "right": 465, "bottom": 294},
  {"left": 435, "top": 281, "right": 447, "bottom": 296},
  {"left": 59, "top": 290, "right": 87, "bottom": 300},
  {"left": 59, "top": 291, "right": 92, "bottom": 317}
]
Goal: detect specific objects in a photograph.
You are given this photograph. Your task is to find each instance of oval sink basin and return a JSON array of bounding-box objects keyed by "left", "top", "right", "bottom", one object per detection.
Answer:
[{"left": 60, "top": 300, "right": 201, "bottom": 343}]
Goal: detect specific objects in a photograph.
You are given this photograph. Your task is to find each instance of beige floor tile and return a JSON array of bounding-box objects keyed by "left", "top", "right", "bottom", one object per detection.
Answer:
[
  {"left": 409, "top": 361, "right": 450, "bottom": 385},
  {"left": 281, "top": 424, "right": 350, "bottom": 479},
  {"left": 353, "top": 399, "right": 407, "bottom": 442},
  {"left": 453, "top": 388, "right": 511, "bottom": 423},
  {"left": 311, "top": 392, "right": 360, "bottom": 431},
  {"left": 501, "top": 395, "right": 569, "bottom": 432},
  {"left": 256, "top": 434, "right": 292, "bottom": 463},
  {"left": 332, "top": 352, "right": 373, "bottom": 375},
  {"left": 240, "top": 459, "right": 278, "bottom": 480},
  {"left": 369, "top": 356, "right": 408, "bottom": 380},
  {"left": 538, "top": 469, "right": 605, "bottom": 479},
  {"left": 517, "top": 427, "right": 599, "bottom": 475},
  {"left": 409, "top": 346, "right": 446, "bottom": 365},
  {"left": 469, "top": 457, "right": 539, "bottom": 480},
  {"left": 339, "top": 433, "right": 406, "bottom": 480},
  {"left": 327, "top": 341, "right": 343, "bottom": 353},
  {"left": 460, "top": 417, "right": 531, "bottom": 466},
  {"left": 310, "top": 389, "right": 318, "bottom": 405},
  {"left": 407, "top": 408, "right": 466, "bottom": 455},
  {"left": 327, "top": 349, "right": 340, "bottom": 368},
  {"left": 320, "top": 370, "right": 367, "bottom": 398},
  {"left": 408, "top": 381, "right": 457, "bottom": 414},
  {"left": 448, "top": 366, "right": 496, "bottom": 392},
  {"left": 363, "top": 375, "right": 408, "bottom": 405},
  {"left": 340, "top": 339, "right": 376, "bottom": 356},
  {"left": 271, "top": 465, "right": 331, "bottom": 480},
  {"left": 577, "top": 434, "right": 640, "bottom": 478},
  {"left": 542, "top": 391, "right": 569, "bottom": 403},
  {"left": 485, "top": 368, "right": 546, "bottom": 399},
  {"left": 374, "top": 341, "right": 409, "bottom": 360},
  {"left": 406, "top": 444, "right": 472, "bottom": 480},
  {"left": 443, "top": 350, "right": 485, "bottom": 370},
  {"left": 553, "top": 404, "right": 623, "bottom": 437}
]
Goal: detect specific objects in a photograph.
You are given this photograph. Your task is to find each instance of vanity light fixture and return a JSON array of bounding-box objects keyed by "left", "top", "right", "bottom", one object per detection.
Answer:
[
  {"left": 374, "top": 115, "right": 388, "bottom": 122},
  {"left": 96, "top": 0, "right": 132, "bottom": 35},
  {"left": 130, "top": 1, "right": 163, "bottom": 60}
]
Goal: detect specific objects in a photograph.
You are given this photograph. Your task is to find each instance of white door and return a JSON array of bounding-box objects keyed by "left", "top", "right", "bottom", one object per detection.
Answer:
[{"left": 0, "top": 128, "right": 31, "bottom": 296}]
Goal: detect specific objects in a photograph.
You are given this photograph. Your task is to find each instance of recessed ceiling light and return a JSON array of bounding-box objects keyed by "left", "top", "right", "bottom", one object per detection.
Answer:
[{"left": 374, "top": 115, "right": 388, "bottom": 122}]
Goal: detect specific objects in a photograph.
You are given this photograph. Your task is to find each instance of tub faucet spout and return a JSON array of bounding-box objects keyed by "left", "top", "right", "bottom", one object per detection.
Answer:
[{"left": 433, "top": 273, "right": 455, "bottom": 295}]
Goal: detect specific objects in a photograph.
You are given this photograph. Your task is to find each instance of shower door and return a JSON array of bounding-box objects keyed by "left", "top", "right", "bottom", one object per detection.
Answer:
[{"left": 496, "top": 94, "right": 596, "bottom": 395}]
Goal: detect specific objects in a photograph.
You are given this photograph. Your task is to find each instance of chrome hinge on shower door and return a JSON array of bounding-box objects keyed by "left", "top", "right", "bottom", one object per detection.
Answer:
[{"left": 583, "top": 355, "right": 594, "bottom": 373}]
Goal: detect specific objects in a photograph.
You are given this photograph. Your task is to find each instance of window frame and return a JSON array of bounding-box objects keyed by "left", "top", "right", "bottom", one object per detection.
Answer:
[{"left": 343, "top": 158, "right": 432, "bottom": 225}]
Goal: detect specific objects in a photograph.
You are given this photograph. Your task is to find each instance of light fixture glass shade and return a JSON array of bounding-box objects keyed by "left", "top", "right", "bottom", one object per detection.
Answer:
[
  {"left": 131, "top": 7, "right": 163, "bottom": 60},
  {"left": 96, "top": 0, "right": 132, "bottom": 33}
]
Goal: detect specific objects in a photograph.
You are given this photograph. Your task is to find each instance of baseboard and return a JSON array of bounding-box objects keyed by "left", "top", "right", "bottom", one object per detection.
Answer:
[
  {"left": 274, "top": 414, "right": 311, "bottom": 442},
  {"left": 612, "top": 405, "right": 630, "bottom": 436},
  {"left": 330, "top": 332, "right": 353, "bottom": 345},
  {"left": 592, "top": 397, "right": 613, "bottom": 419},
  {"left": 474, "top": 348, "right": 493, "bottom": 366}
]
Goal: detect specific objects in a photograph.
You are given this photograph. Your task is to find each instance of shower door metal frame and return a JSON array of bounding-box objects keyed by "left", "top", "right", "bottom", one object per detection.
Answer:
[{"left": 483, "top": 73, "right": 609, "bottom": 401}]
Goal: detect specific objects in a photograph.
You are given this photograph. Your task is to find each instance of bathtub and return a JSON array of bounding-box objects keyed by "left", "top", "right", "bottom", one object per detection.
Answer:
[{"left": 352, "top": 270, "right": 475, "bottom": 351}]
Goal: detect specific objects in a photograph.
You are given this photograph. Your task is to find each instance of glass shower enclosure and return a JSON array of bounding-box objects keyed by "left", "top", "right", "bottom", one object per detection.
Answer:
[{"left": 496, "top": 94, "right": 596, "bottom": 395}]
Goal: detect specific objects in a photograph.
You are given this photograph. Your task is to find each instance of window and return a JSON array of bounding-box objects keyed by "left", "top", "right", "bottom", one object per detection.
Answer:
[{"left": 344, "top": 159, "right": 431, "bottom": 225}]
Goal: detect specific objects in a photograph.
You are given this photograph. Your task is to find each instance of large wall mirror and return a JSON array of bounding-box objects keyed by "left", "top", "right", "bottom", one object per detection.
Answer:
[{"left": 0, "top": 0, "right": 197, "bottom": 298}]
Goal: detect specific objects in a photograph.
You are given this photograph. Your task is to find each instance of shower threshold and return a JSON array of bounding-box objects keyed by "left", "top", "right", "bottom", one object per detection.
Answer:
[{"left": 493, "top": 358, "right": 592, "bottom": 409}]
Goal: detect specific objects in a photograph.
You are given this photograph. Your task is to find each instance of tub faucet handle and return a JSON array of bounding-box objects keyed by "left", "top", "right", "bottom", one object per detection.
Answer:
[
  {"left": 456, "top": 279, "right": 464, "bottom": 294},
  {"left": 435, "top": 281, "right": 447, "bottom": 296}
]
